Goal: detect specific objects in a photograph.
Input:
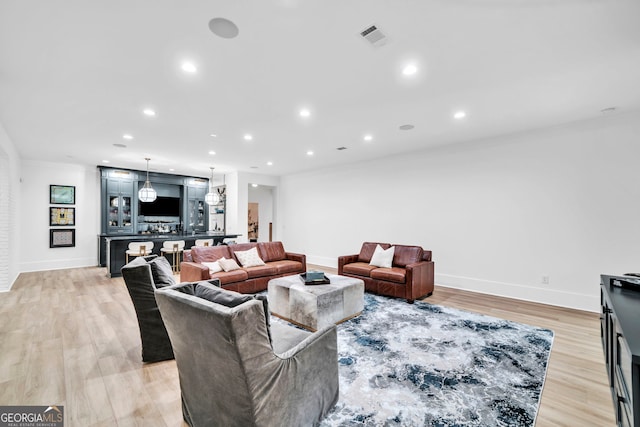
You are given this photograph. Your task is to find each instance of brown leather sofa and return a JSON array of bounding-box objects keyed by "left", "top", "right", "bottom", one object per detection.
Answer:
[
  {"left": 338, "top": 242, "right": 434, "bottom": 303},
  {"left": 180, "top": 241, "right": 306, "bottom": 293}
]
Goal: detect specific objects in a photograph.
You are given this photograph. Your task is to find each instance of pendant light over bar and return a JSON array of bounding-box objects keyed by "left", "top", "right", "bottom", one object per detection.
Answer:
[{"left": 138, "top": 157, "right": 157, "bottom": 202}]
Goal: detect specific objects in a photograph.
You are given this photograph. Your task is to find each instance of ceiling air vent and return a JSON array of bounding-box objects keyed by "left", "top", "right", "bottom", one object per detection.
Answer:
[
  {"left": 360, "top": 24, "right": 388, "bottom": 48},
  {"left": 336, "top": 147, "right": 347, "bottom": 151}
]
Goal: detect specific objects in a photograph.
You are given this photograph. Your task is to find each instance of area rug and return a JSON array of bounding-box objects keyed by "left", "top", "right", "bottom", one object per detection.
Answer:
[{"left": 315, "top": 294, "right": 554, "bottom": 427}]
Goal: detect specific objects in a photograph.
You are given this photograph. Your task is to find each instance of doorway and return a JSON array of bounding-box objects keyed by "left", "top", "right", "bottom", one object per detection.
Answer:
[{"left": 248, "top": 184, "right": 274, "bottom": 242}]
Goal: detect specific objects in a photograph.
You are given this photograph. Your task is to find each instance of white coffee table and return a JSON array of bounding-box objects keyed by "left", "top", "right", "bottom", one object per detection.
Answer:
[{"left": 268, "top": 274, "right": 365, "bottom": 331}]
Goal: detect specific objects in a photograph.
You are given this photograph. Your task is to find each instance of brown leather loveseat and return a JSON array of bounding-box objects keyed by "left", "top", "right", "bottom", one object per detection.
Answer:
[
  {"left": 180, "top": 241, "right": 306, "bottom": 293},
  {"left": 338, "top": 242, "right": 434, "bottom": 303}
]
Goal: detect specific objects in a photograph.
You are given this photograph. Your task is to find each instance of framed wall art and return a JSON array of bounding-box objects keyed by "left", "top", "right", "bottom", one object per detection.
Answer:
[
  {"left": 50, "top": 185, "right": 75, "bottom": 204},
  {"left": 50, "top": 207, "right": 75, "bottom": 226},
  {"left": 50, "top": 229, "right": 75, "bottom": 248}
]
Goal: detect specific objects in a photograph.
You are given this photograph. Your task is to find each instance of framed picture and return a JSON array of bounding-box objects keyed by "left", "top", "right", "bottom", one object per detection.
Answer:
[
  {"left": 50, "top": 229, "right": 75, "bottom": 248},
  {"left": 50, "top": 207, "right": 75, "bottom": 226},
  {"left": 50, "top": 185, "right": 75, "bottom": 204}
]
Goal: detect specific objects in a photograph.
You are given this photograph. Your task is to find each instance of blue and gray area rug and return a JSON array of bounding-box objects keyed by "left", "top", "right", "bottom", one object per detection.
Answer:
[{"left": 319, "top": 294, "right": 554, "bottom": 427}]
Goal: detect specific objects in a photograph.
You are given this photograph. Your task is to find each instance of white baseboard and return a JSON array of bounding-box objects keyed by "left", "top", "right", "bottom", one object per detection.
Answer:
[
  {"left": 19, "top": 257, "right": 97, "bottom": 273},
  {"left": 436, "top": 273, "right": 599, "bottom": 313}
]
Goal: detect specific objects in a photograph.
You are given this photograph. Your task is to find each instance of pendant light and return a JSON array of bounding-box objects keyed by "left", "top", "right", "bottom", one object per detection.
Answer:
[
  {"left": 205, "top": 167, "right": 220, "bottom": 205},
  {"left": 138, "top": 157, "right": 157, "bottom": 202}
]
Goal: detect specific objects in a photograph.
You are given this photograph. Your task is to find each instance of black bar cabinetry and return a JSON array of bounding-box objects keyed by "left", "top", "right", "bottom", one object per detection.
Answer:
[
  {"left": 99, "top": 166, "right": 213, "bottom": 236},
  {"left": 601, "top": 275, "right": 640, "bottom": 427}
]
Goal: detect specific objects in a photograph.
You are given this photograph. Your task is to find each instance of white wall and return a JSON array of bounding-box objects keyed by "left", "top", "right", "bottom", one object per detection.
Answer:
[
  {"left": 19, "top": 160, "right": 101, "bottom": 272},
  {"left": 248, "top": 185, "right": 274, "bottom": 242},
  {"left": 279, "top": 111, "right": 640, "bottom": 312},
  {"left": 228, "top": 172, "right": 280, "bottom": 242},
  {"left": 0, "top": 122, "right": 21, "bottom": 291}
]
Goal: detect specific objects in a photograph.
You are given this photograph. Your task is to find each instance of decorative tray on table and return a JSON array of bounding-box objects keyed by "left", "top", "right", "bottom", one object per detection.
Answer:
[{"left": 299, "top": 272, "right": 331, "bottom": 285}]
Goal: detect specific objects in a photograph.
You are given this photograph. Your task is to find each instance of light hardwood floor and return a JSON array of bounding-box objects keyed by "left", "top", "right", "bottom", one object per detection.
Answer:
[{"left": 0, "top": 266, "right": 615, "bottom": 426}]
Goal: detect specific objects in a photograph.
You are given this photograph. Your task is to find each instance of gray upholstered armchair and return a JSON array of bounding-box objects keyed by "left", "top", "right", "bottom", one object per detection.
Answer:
[
  {"left": 121, "top": 254, "right": 177, "bottom": 363},
  {"left": 155, "top": 281, "right": 339, "bottom": 427}
]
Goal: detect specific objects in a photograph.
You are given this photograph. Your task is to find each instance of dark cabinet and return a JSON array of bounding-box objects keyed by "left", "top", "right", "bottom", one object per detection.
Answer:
[
  {"left": 601, "top": 275, "right": 640, "bottom": 427},
  {"left": 103, "top": 173, "right": 135, "bottom": 234},
  {"left": 99, "top": 166, "right": 210, "bottom": 237},
  {"left": 186, "top": 185, "right": 207, "bottom": 232}
]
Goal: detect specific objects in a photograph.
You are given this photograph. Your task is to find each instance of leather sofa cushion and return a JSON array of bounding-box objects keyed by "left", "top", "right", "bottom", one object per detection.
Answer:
[
  {"left": 268, "top": 260, "right": 303, "bottom": 275},
  {"left": 343, "top": 262, "right": 377, "bottom": 277},
  {"left": 392, "top": 245, "right": 424, "bottom": 267},
  {"left": 211, "top": 269, "right": 249, "bottom": 285},
  {"left": 258, "top": 241, "right": 286, "bottom": 262},
  {"left": 358, "top": 242, "right": 391, "bottom": 263},
  {"left": 370, "top": 267, "right": 406, "bottom": 284},
  {"left": 191, "top": 246, "right": 231, "bottom": 263},
  {"left": 244, "top": 264, "right": 278, "bottom": 279}
]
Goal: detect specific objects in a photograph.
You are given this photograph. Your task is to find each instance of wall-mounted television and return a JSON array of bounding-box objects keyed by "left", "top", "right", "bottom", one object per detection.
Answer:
[{"left": 138, "top": 196, "right": 180, "bottom": 217}]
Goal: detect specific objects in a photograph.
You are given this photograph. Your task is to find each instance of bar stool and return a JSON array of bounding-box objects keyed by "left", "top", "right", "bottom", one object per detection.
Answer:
[
  {"left": 125, "top": 241, "right": 154, "bottom": 264},
  {"left": 195, "top": 239, "right": 214, "bottom": 247},
  {"left": 161, "top": 240, "right": 185, "bottom": 273}
]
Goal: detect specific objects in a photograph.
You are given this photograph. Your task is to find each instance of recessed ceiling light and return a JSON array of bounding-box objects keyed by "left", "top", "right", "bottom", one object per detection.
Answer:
[
  {"left": 169, "top": 168, "right": 175, "bottom": 172},
  {"left": 102, "top": 160, "right": 110, "bottom": 163},
  {"left": 208, "top": 150, "right": 216, "bottom": 155},
  {"left": 402, "top": 64, "right": 418, "bottom": 76},
  {"left": 251, "top": 183, "right": 258, "bottom": 188},
  {"left": 113, "top": 143, "right": 127, "bottom": 148},
  {"left": 267, "top": 161, "right": 273, "bottom": 166},
  {"left": 307, "top": 150, "right": 314, "bottom": 156},
  {"left": 143, "top": 109, "right": 156, "bottom": 117},
  {"left": 123, "top": 134, "right": 133, "bottom": 140},
  {"left": 181, "top": 62, "right": 197, "bottom": 73},
  {"left": 244, "top": 134, "right": 253, "bottom": 141},
  {"left": 299, "top": 108, "right": 311, "bottom": 118},
  {"left": 399, "top": 124, "right": 414, "bottom": 130},
  {"left": 454, "top": 111, "right": 466, "bottom": 119},
  {"left": 208, "top": 17, "right": 239, "bottom": 39},
  {"left": 210, "top": 133, "right": 217, "bottom": 137},
  {"left": 363, "top": 134, "right": 373, "bottom": 141}
]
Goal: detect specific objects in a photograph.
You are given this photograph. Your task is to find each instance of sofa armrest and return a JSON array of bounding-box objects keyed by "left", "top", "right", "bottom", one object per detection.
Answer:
[
  {"left": 338, "top": 254, "right": 359, "bottom": 275},
  {"left": 285, "top": 252, "right": 306, "bottom": 270},
  {"left": 180, "top": 261, "right": 210, "bottom": 283},
  {"left": 405, "top": 260, "right": 435, "bottom": 302}
]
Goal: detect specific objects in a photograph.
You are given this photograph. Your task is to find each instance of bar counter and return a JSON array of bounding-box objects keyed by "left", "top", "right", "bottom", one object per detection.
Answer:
[{"left": 99, "top": 232, "right": 241, "bottom": 277}]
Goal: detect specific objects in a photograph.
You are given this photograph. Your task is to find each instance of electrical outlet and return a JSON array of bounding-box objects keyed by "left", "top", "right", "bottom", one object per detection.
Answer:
[{"left": 541, "top": 275, "right": 550, "bottom": 285}]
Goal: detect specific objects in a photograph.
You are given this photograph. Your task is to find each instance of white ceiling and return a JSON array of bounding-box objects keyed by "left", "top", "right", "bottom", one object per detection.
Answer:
[{"left": 1, "top": 0, "right": 639, "bottom": 178}]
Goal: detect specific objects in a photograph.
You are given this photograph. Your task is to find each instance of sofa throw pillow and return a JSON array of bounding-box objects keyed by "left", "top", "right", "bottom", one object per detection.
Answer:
[
  {"left": 369, "top": 244, "right": 395, "bottom": 268},
  {"left": 148, "top": 256, "right": 177, "bottom": 288},
  {"left": 218, "top": 258, "right": 241, "bottom": 272},
  {"left": 234, "top": 247, "right": 266, "bottom": 268},
  {"left": 202, "top": 259, "right": 224, "bottom": 274}
]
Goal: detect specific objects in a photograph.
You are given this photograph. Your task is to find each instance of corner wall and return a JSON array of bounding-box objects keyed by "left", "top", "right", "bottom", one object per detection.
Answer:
[
  {"left": 0, "top": 123, "right": 21, "bottom": 291},
  {"left": 279, "top": 111, "right": 640, "bottom": 312}
]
